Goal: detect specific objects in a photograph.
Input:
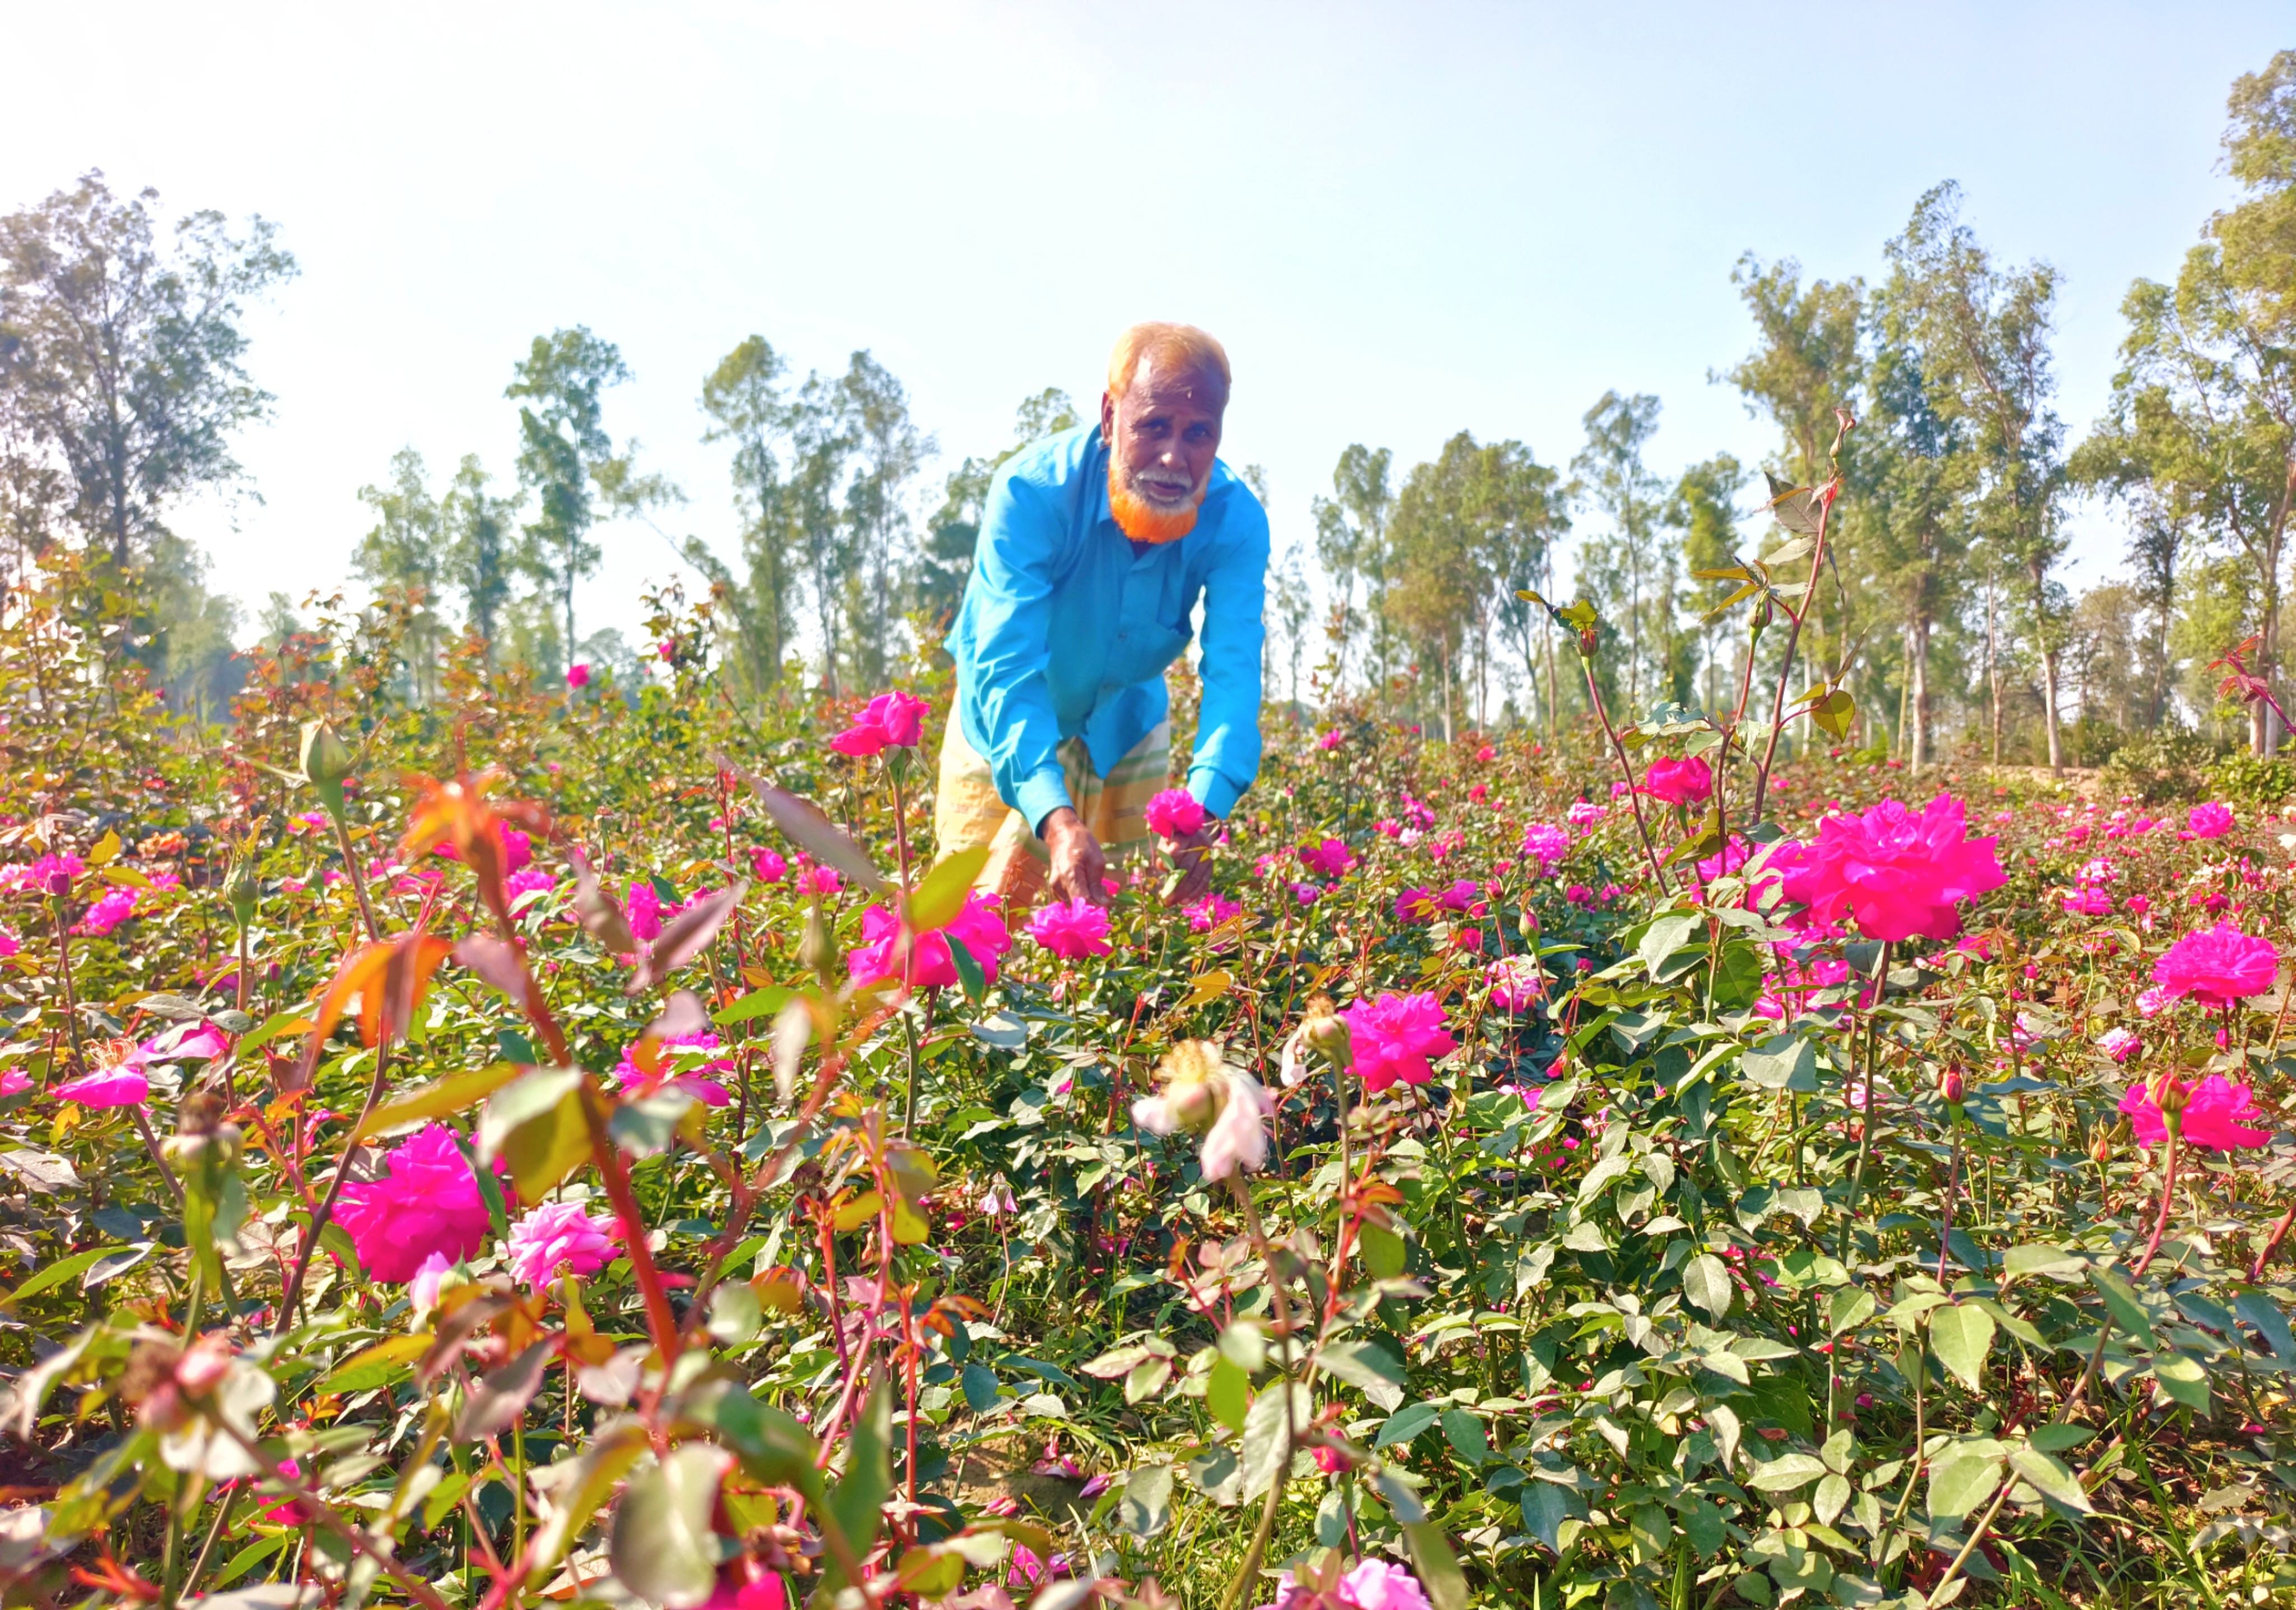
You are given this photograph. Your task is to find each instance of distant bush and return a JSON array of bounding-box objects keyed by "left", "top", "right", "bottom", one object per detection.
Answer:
[
  {"left": 2099, "top": 726, "right": 2218, "bottom": 802},
  {"left": 2205, "top": 747, "right": 2296, "bottom": 805}
]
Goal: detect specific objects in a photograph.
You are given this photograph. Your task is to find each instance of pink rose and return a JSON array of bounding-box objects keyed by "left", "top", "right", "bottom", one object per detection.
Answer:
[{"left": 829, "top": 691, "right": 929, "bottom": 757}]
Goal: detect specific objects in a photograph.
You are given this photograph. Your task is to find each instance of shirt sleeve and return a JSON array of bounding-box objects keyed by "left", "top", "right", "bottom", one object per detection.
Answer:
[
  {"left": 1187, "top": 492, "right": 1270, "bottom": 818},
  {"left": 962, "top": 471, "right": 1076, "bottom": 834}
]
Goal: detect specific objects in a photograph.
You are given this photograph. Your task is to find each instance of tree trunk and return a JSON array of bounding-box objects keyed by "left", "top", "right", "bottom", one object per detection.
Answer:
[
  {"left": 1439, "top": 640, "right": 1455, "bottom": 745},
  {"left": 1911, "top": 614, "right": 1932, "bottom": 773}
]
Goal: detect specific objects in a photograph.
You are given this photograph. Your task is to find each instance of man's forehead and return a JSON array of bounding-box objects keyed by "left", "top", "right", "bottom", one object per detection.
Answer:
[{"left": 1127, "top": 357, "right": 1228, "bottom": 410}]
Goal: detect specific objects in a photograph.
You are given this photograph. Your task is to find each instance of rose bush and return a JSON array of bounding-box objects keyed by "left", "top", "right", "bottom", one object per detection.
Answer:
[{"left": 0, "top": 538, "right": 2291, "bottom": 1610}]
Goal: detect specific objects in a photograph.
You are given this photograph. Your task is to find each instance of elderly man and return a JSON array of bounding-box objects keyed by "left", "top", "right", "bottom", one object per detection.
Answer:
[{"left": 936, "top": 322, "right": 1268, "bottom": 909}]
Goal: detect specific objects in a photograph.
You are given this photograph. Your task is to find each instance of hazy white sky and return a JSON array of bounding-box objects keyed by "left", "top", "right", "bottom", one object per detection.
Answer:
[{"left": 2, "top": 2, "right": 2284, "bottom": 648}]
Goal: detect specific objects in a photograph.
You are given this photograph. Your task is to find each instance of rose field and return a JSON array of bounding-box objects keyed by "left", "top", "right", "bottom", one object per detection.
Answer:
[{"left": 4, "top": 515, "right": 2296, "bottom": 1610}]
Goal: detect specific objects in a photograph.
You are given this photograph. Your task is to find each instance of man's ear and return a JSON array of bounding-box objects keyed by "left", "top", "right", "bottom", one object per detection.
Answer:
[{"left": 1099, "top": 389, "right": 1116, "bottom": 447}]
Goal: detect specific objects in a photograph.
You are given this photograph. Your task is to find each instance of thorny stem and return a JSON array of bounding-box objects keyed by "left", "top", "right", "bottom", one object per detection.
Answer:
[
  {"left": 219, "top": 1422, "right": 456, "bottom": 1610},
  {"left": 1749, "top": 492, "right": 1837, "bottom": 826},
  {"left": 2129, "top": 1126, "right": 2181, "bottom": 1280},
  {"left": 49, "top": 899, "right": 86, "bottom": 1070},
  {"left": 1221, "top": 1176, "right": 1302, "bottom": 1610},
  {"left": 330, "top": 811, "right": 383, "bottom": 943},
  {"left": 275, "top": 1040, "right": 392, "bottom": 1335},
  {"left": 1578, "top": 659, "right": 1669, "bottom": 890},
  {"left": 1928, "top": 1478, "right": 2015, "bottom": 1605},
  {"left": 130, "top": 1105, "right": 184, "bottom": 1206},
  {"left": 2251, "top": 1202, "right": 2296, "bottom": 1283},
  {"left": 1837, "top": 941, "right": 1890, "bottom": 1262},
  {"left": 1936, "top": 1112, "right": 1962, "bottom": 1283}
]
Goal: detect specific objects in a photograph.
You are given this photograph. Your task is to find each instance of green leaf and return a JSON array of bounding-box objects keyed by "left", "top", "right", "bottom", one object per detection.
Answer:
[
  {"left": 712, "top": 986, "right": 793, "bottom": 1028},
  {"left": 1240, "top": 1384, "right": 1309, "bottom": 1501},
  {"left": 1376, "top": 1401, "right": 1442, "bottom": 1447},
  {"left": 2002, "top": 1243, "right": 2084, "bottom": 1280},
  {"left": 961, "top": 1362, "right": 1001, "bottom": 1413},
  {"left": 823, "top": 1377, "right": 892, "bottom": 1589},
  {"left": 1929, "top": 1303, "right": 1995, "bottom": 1392},
  {"left": 1682, "top": 1253, "right": 1733, "bottom": 1320},
  {"left": 1117, "top": 1465, "right": 1173, "bottom": 1539},
  {"left": 609, "top": 1444, "right": 729, "bottom": 1609},
  {"left": 2007, "top": 1446, "right": 2091, "bottom": 1512},
  {"left": 477, "top": 1066, "right": 591, "bottom": 1200},
  {"left": 2151, "top": 1350, "right": 2210, "bottom": 1411},
  {"left": 1359, "top": 1222, "right": 1406, "bottom": 1279},
  {"left": 1746, "top": 1454, "right": 1826, "bottom": 1492},
  {"left": 1927, "top": 1452, "right": 2002, "bottom": 1520},
  {"left": 1741, "top": 1034, "right": 1817, "bottom": 1093},
  {"left": 1809, "top": 687, "right": 1855, "bottom": 739},
  {"left": 946, "top": 933, "right": 987, "bottom": 1002},
  {"left": 1403, "top": 1519, "right": 1471, "bottom": 1610},
  {"left": 2027, "top": 1422, "right": 2094, "bottom": 1455},
  {"left": 2235, "top": 1290, "right": 2296, "bottom": 1363},
  {"left": 6, "top": 1246, "right": 126, "bottom": 1303},
  {"left": 1520, "top": 1481, "right": 1584, "bottom": 1556},
  {"left": 316, "top": 1334, "right": 429, "bottom": 1396},
  {"left": 905, "top": 848, "right": 991, "bottom": 932},
  {"left": 1441, "top": 1408, "right": 1489, "bottom": 1465},
  {"left": 1637, "top": 913, "right": 1700, "bottom": 979},
  {"left": 2091, "top": 1266, "right": 2156, "bottom": 1347},
  {"left": 1829, "top": 1287, "right": 1877, "bottom": 1336},
  {"left": 527, "top": 1423, "right": 647, "bottom": 1587},
  {"left": 704, "top": 1386, "right": 821, "bottom": 1497},
  {"left": 1207, "top": 1356, "right": 1249, "bottom": 1434},
  {"left": 1316, "top": 1339, "right": 1407, "bottom": 1412}
]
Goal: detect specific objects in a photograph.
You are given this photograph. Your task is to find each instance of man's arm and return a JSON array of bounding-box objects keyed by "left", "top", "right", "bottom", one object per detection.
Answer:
[
  {"left": 1186, "top": 493, "right": 1272, "bottom": 820},
  {"left": 964, "top": 474, "right": 1076, "bottom": 837}
]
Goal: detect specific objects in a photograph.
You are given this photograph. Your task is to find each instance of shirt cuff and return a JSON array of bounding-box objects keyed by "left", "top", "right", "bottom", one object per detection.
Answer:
[
  {"left": 1188, "top": 767, "right": 1241, "bottom": 821},
  {"left": 1017, "top": 769, "right": 1076, "bottom": 839}
]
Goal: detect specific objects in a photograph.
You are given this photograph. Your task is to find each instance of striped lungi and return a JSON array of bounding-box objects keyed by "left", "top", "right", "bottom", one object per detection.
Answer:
[{"left": 932, "top": 718, "right": 1170, "bottom": 908}]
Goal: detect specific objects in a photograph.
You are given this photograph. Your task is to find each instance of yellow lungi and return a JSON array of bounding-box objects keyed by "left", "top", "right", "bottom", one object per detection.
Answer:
[{"left": 932, "top": 718, "right": 1170, "bottom": 908}]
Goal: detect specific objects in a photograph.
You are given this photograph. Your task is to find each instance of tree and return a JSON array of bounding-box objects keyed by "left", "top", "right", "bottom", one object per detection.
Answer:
[
  {"left": 442, "top": 455, "right": 520, "bottom": 656},
  {"left": 1570, "top": 392, "right": 1665, "bottom": 713},
  {"left": 1311, "top": 445, "right": 1395, "bottom": 695},
  {"left": 920, "top": 387, "right": 1080, "bottom": 624},
  {"left": 0, "top": 171, "right": 294, "bottom": 569},
  {"left": 837, "top": 352, "right": 934, "bottom": 691},
  {"left": 696, "top": 336, "right": 799, "bottom": 698},
  {"left": 1663, "top": 454, "right": 1746, "bottom": 716},
  {"left": 1271, "top": 541, "right": 1315, "bottom": 710},
  {"left": 506, "top": 327, "right": 653, "bottom": 663},
  {"left": 2077, "top": 52, "right": 2296, "bottom": 753},
  {"left": 352, "top": 448, "right": 447, "bottom": 698},
  {"left": 1718, "top": 255, "right": 1864, "bottom": 488},
  {"left": 1387, "top": 432, "right": 1497, "bottom": 742},
  {"left": 1470, "top": 440, "right": 1567, "bottom": 732},
  {"left": 1883, "top": 183, "right": 2071, "bottom": 769}
]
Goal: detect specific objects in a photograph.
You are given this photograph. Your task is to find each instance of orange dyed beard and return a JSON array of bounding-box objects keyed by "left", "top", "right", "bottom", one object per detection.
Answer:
[{"left": 1109, "top": 460, "right": 1205, "bottom": 544}]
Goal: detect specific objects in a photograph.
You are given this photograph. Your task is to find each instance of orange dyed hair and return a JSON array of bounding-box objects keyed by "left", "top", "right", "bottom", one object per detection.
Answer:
[{"left": 1107, "top": 322, "right": 1232, "bottom": 401}]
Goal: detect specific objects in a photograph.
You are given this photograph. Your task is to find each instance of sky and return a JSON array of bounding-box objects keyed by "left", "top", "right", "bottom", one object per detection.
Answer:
[{"left": 1, "top": 1, "right": 2284, "bottom": 655}]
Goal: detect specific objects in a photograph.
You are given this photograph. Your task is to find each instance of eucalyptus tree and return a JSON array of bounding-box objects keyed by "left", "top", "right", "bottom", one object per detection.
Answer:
[
  {"left": 442, "top": 455, "right": 521, "bottom": 659},
  {"left": 1469, "top": 438, "right": 1567, "bottom": 732},
  {"left": 1569, "top": 392, "right": 1665, "bottom": 713},
  {"left": 1385, "top": 432, "right": 1490, "bottom": 742},
  {"left": 1881, "top": 183, "right": 2071, "bottom": 769},
  {"left": 837, "top": 351, "right": 934, "bottom": 690},
  {"left": 1663, "top": 454, "right": 1746, "bottom": 718},
  {"left": 507, "top": 327, "right": 673, "bottom": 665},
  {"left": 0, "top": 170, "right": 294, "bottom": 570},
  {"left": 2077, "top": 51, "right": 2296, "bottom": 753},
  {"left": 351, "top": 447, "right": 447, "bottom": 698},
  {"left": 921, "top": 387, "right": 1081, "bottom": 626},
  {"left": 695, "top": 335, "right": 800, "bottom": 699},
  {"left": 1310, "top": 445, "right": 1394, "bottom": 695}
]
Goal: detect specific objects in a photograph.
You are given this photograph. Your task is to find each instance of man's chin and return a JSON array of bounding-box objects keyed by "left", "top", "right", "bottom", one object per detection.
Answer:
[{"left": 1110, "top": 479, "right": 1205, "bottom": 544}]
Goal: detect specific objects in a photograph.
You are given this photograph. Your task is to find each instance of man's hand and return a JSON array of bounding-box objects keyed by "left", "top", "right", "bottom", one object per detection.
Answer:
[
  {"left": 1164, "top": 823, "right": 1218, "bottom": 907},
  {"left": 1039, "top": 807, "right": 1109, "bottom": 908}
]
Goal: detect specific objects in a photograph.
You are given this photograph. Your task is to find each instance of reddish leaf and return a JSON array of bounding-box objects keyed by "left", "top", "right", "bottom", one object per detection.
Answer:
[{"left": 626, "top": 882, "right": 749, "bottom": 996}]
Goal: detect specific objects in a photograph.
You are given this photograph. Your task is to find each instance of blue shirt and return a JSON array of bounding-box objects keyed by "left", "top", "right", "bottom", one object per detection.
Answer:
[{"left": 948, "top": 423, "right": 1269, "bottom": 832}]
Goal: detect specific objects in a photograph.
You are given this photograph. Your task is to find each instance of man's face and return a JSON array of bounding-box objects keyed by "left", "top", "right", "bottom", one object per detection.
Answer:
[{"left": 1101, "top": 358, "right": 1226, "bottom": 516}]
